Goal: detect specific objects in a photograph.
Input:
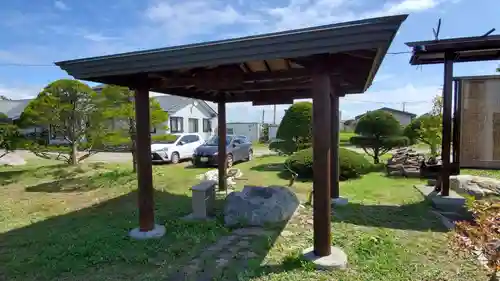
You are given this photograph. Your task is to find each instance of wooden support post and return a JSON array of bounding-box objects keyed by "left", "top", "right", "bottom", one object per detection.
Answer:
[
  {"left": 452, "top": 80, "right": 462, "bottom": 174},
  {"left": 217, "top": 98, "right": 227, "bottom": 191},
  {"left": 441, "top": 52, "right": 454, "bottom": 196},
  {"left": 330, "top": 89, "right": 340, "bottom": 199},
  {"left": 312, "top": 72, "right": 332, "bottom": 257},
  {"left": 134, "top": 85, "right": 155, "bottom": 232}
]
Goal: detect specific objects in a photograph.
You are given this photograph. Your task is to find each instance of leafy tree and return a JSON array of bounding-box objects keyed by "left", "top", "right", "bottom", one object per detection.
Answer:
[
  {"left": 273, "top": 102, "right": 312, "bottom": 154},
  {"left": 21, "top": 79, "right": 96, "bottom": 165},
  {"left": 0, "top": 112, "right": 21, "bottom": 158},
  {"left": 403, "top": 95, "right": 443, "bottom": 156},
  {"left": 350, "top": 110, "right": 408, "bottom": 164},
  {"left": 93, "top": 85, "right": 169, "bottom": 172}
]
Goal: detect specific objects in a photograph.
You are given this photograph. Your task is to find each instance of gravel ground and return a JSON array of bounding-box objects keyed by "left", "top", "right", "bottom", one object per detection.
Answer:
[{"left": 7, "top": 147, "right": 276, "bottom": 164}]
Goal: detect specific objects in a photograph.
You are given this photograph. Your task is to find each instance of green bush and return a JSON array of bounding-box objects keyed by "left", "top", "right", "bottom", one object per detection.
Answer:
[
  {"left": 274, "top": 102, "right": 313, "bottom": 155},
  {"left": 351, "top": 110, "right": 407, "bottom": 164},
  {"left": 269, "top": 139, "right": 311, "bottom": 155},
  {"left": 284, "top": 147, "right": 372, "bottom": 180},
  {"left": 151, "top": 134, "right": 178, "bottom": 143}
]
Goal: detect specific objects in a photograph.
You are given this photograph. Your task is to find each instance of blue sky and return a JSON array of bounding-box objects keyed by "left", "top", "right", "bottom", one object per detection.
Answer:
[{"left": 0, "top": 0, "right": 499, "bottom": 123}]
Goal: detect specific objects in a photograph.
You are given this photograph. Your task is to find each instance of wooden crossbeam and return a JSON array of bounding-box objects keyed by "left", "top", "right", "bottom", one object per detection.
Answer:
[
  {"left": 252, "top": 99, "right": 294, "bottom": 106},
  {"left": 226, "top": 89, "right": 310, "bottom": 103}
]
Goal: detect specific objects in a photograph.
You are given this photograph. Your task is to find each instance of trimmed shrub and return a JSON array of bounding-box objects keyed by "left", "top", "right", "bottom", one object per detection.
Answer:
[
  {"left": 274, "top": 102, "right": 313, "bottom": 155},
  {"left": 151, "top": 134, "right": 178, "bottom": 143},
  {"left": 269, "top": 139, "right": 311, "bottom": 155},
  {"left": 352, "top": 110, "right": 407, "bottom": 164},
  {"left": 284, "top": 147, "right": 372, "bottom": 180}
]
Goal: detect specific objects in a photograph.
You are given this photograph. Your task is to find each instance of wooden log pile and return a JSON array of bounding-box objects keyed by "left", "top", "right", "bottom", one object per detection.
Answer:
[{"left": 386, "top": 147, "right": 426, "bottom": 178}]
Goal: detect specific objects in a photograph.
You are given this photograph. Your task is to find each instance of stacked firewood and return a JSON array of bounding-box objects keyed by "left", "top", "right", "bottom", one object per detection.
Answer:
[{"left": 386, "top": 148, "right": 426, "bottom": 178}]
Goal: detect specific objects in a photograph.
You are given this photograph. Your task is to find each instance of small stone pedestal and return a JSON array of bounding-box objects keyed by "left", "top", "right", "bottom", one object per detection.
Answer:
[
  {"left": 331, "top": 197, "right": 349, "bottom": 206},
  {"left": 302, "top": 246, "right": 348, "bottom": 270},
  {"left": 129, "top": 224, "right": 166, "bottom": 240}
]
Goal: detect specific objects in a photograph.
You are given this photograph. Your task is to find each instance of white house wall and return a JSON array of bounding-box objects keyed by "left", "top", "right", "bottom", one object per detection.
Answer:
[
  {"left": 152, "top": 102, "right": 216, "bottom": 140},
  {"left": 387, "top": 111, "right": 412, "bottom": 126},
  {"left": 226, "top": 123, "right": 261, "bottom": 142}
]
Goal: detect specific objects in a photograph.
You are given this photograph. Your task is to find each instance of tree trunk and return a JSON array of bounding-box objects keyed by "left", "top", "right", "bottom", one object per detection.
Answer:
[
  {"left": 71, "top": 141, "right": 78, "bottom": 165},
  {"left": 374, "top": 146, "right": 380, "bottom": 164},
  {"left": 131, "top": 140, "right": 137, "bottom": 173},
  {"left": 430, "top": 144, "right": 437, "bottom": 157},
  {"left": 129, "top": 117, "right": 137, "bottom": 172}
]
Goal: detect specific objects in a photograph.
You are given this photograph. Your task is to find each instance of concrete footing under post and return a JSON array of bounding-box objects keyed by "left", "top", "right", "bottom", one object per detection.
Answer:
[
  {"left": 129, "top": 224, "right": 166, "bottom": 240},
  {"left": 414, "top": 184, "right": 465, "bottom": 212},
  {"left": 302, "top": 246, "right": 348, "bottom": 270}
]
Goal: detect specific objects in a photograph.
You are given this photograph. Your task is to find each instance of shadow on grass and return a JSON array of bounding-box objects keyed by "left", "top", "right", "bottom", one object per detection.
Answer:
[
  {"left": 332, "top": 200, "right": 448, "bottom": 232},
  {"left": 250, "top": 163, "right": 314, "bottom": 185},
  {"left": 249, "top": 162, "right": 292, "bottom": 180},
  {"left": 25, "top": 169, "right": 136, "bottom": 193},
  {"left": 253, "top": 153, "right": 280, "bottom": 159},
  {"left": 0, "top": 189, "right": 231, "bottom": 281},
  {"left": 204, "top": 214, "right": 294, "bottom": 280},
  {"left": 0, "top": 163, "right": 88, "bottom": 185}
]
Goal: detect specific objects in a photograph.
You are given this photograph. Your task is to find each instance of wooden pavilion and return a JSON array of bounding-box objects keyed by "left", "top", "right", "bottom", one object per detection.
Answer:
[
  {"left": 56, "top": 15, "right": 407, "bottom": 257},
  {"left": 406, "top": 35, "right": 500, "bottom": 196}
]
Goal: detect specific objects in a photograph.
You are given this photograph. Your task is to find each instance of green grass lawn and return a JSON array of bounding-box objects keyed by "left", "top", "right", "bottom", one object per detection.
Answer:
[
  {"left": 0, "top": 155, "right": 490, "bottom": 280},
  {"left": 252, "top": 142, "right": 269, "bottom": 149},
  {"left": 339, "top": 131, "right": 356, "bottom": 146}
]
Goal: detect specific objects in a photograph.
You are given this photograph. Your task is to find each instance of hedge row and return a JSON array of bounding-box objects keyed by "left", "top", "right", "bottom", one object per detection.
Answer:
[{"left": 285, "top": 147, "right": 374, "bottom": 180}]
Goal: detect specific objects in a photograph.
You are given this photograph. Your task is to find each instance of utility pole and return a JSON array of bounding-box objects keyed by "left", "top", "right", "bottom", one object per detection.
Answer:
[
  {"left": 261, "top": 109, "right": 265, "bottom": 124},
  {"left": 402, "top": 102, "right": 407, "bottom": 112},
  {"left": 273, "top": 104, "right": 277, "bottom": 125}
]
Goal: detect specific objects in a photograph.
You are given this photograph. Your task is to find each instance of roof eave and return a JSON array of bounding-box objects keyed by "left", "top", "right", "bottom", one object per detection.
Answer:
[{"left": 55, "top": 15, "right": 408, "bottom": 86}]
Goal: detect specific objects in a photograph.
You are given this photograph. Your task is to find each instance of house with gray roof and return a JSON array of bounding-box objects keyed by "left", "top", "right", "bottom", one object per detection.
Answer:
[
  {"left": 152, "top": 95, "right": 217, "bottom": 140},
  {"left": 0, "top": 91, "right": 218, "bottom": 143},
  {"left": 355, "top": 107, "right": 416, "bottom": 126}
]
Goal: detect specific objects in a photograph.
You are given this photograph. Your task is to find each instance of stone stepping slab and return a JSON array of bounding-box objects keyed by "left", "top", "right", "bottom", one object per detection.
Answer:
[{"left": 166, "top": 227, "right": 273, "bottom": 281}]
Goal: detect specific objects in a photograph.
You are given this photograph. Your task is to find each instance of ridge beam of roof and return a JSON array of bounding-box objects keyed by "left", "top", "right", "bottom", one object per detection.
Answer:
[
  {"left": 223, "top": 89, "right": 311, "bottom": 103},
  {"left": 252, "top": 99, "right": 294, "bottom": 106}
]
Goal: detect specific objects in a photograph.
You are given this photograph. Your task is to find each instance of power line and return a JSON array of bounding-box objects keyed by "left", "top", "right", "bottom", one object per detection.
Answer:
[
  {"left": 0, "top": 63, "right": 55, "bottom": 67},
  {"left": 341, "top": 98, "right": 431, "bottom": 105}
]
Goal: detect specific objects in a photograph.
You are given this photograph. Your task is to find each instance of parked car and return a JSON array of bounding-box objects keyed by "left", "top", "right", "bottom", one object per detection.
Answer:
[
  {"left": 151, "top": 133, "right": 204, "bottom": 164},
  {"left": 192, "top": 135, "right": 253, "bottom": 167}
]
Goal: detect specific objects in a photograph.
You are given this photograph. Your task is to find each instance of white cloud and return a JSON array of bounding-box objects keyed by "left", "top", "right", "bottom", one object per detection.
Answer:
[
  {"left": 264, "top": 0, "right": 447, "bottom": 31},
  {"left": 82, "top": 32, "right": 118, "bottom": 42},
  {"left": 340, "top": 83, "right": 441, "bottom": 119},
  {"left": 144, "top": 0, "right": 261, "bottom": 42},
  {"left": 125, "top": 0, "right": 454, "bottom": 49},
  {"left": 54, "top": 0, "right": 70, "bottom": 11},
  {"left": 0, "top": 84, "right": 42, "bottom": 99},
  {"left": 0, "top": 50, "right": 40, "bottom": 65},
  {"left": 384, "top": 0, "right": 438, "bottom": 14}
]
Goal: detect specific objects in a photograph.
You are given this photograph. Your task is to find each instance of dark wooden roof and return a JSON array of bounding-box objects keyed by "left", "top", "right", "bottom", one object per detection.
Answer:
[
  {"left": 56, "top": 15, "right": 407, "bottom": 103},
  {"left": 453, "top": 74, "right": 500, "bottom": 81},
  {"left": 406, "top": 35, "right": 500, "bottom": 65}
]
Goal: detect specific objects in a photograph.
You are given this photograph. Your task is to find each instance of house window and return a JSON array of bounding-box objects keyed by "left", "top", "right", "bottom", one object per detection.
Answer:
[
  {"left": 203, "top": 118, "right": 212, "bottom": 132},
  {"left": 188, "top": 118, "right": 199, "bottom": 133},
  {"left": 170, "top": 117, "right": 183, "bottom": 133},
  {"left": 49, "top": 124, "right": 57, "bottom": 139}
]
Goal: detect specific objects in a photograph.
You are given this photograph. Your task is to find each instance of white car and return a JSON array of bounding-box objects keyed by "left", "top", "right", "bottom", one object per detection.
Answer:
[{"left": 151, "top": 133, "right": 204, "bottom": 164}]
